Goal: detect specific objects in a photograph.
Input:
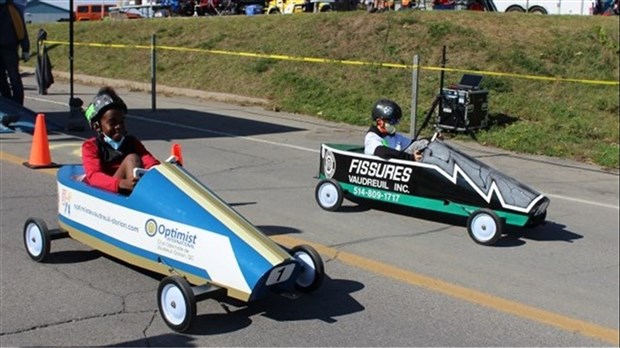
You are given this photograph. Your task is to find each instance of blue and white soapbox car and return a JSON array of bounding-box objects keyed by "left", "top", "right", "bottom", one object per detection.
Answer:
[
  {"left": 24, "top": 160, "right": 324, "bottom": 332},
  {"left": 315, "top": 138, "right": 550, "bottom": 245}
]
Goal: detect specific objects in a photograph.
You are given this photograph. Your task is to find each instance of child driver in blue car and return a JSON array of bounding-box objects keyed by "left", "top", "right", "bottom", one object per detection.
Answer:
[
  {"left": 364, "top": 99, "right": 428, "bottom": 161},
  {"left": 82, "top": 87, "right": 160, "bottom": 194}
]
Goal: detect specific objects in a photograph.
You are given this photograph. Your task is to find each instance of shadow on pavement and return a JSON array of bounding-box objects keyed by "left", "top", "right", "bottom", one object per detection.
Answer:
[
  {"left": 43, "top": 249, "right": 101, "bottom": 264},
  {"left": 2, "top": 103, "right": 305, "bottom": 143},
  {"left": 50, "top": 108, "right": 305, "bottom": 142},
  {"left": 339, "top": 198, "right": 583, "bottom": 247},
  {"left": 108, "top": 333, "right": 197, "bottom": 347},
  {"left": 257, "top": 225, "right": 303, "bottom": 236},
  {"left": 185, "top": 274, "right": 365, "bottom": 335}
]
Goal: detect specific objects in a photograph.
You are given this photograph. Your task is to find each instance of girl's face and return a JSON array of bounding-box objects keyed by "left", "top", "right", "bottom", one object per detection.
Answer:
[{"left": 98, "top": 108, "right": 126, "bottom": 141}]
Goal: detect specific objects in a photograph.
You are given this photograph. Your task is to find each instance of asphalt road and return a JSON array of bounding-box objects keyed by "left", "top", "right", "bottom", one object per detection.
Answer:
[{"left": 1, "top": 74, "right": 618, "bottom": 346}]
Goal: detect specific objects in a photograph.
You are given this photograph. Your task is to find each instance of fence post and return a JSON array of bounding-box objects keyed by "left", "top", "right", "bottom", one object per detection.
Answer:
[
  {"left": 410, "top": 54, "right": 420, "bottom": 139},
  {"left": 151, "top": 34, "right": 157, "bottom": 112}
]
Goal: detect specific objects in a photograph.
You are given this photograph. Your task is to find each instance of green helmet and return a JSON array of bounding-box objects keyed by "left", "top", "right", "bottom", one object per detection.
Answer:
[{"left": 84, "top": 88, "right": 127, "bottom": 126}]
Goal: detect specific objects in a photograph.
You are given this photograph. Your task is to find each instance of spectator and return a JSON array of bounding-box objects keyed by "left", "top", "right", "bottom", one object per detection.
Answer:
[
  {"left": 432, "top": 0, "right": 455, "bottom": 9},
  {"left": 0, "top": 0, "right": 30, "bottom": 106},
  {"left": 467, "top": 0, "right": 484, "bottom": 10}
]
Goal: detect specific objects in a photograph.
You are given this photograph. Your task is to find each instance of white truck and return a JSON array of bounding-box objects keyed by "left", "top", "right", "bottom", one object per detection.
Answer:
[{"left": 493, "top": 0, "right": 593, "bottom": 14}]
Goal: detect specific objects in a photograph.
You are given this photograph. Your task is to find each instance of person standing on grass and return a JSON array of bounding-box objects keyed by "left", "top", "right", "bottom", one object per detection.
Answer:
[{"left": 0, "top": 0, "right": 30, "bottom": 106}]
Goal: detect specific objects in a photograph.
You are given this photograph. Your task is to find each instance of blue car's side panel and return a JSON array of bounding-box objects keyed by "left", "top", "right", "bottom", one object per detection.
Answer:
[
  {"left": 57, "top": 164, "right": 297, "bottom": 302},
  {"left": 58, "top": 215, "right": 210, "bottom": 279},
  {"left": 130, "top": 167, "right": 275, "bottom": 288}
]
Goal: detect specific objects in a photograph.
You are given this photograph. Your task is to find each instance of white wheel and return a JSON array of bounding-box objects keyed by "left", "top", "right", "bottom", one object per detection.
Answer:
[
  {"left": 157, "top": 276, "right": 196, "bottom": 332},
  {"left": 23, "top": 218, "right": 50, "bottom": 262},
  {"left": 467, "top": 209, "right": 503, "bottom": 245},
  {"left": 291, "top": 245, "right": 324, "bottom": 292},
  {"left": 315, "top": 179, "right": 343, "bottom": 211}
]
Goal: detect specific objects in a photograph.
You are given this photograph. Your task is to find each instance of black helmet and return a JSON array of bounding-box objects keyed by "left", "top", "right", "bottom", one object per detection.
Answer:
[
  {"left": 84, "top": 87, "right": 127, "bottom": 127},
  {"left": 371, "top": 99, "right": 402, "bottom": 122}
]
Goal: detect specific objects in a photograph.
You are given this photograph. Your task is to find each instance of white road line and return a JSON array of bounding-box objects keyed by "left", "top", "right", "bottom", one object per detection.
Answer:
[
  {"left": 545, "top": 194, "right": 619, "bottom": 210},
  {"left": 27, "top": 96, "right": 68, "bottom": 106},
  {"left": 130, "top": 114, "right": 319, "bottom": 153}
]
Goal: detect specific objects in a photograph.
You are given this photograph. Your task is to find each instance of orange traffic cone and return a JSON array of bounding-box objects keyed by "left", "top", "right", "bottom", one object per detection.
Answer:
[
  {"left": 171, "top": 143, "right": 183, "bottom": 166},
  {"left": 23, "top": 114, "right": 59, "bottom": 169}
]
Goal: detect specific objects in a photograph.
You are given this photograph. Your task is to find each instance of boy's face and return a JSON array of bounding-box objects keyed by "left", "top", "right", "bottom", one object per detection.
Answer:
[
  {"left": 377, "top": 118, "right": 397, "bottom": 135},
  {"left": 98, "top": 108, "right": 126, "bottom": 141}
]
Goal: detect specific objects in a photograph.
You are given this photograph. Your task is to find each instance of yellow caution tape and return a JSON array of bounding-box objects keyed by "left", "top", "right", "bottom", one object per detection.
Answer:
[{"left": 44, "top": 40, "right": 619, "bottom": 86}]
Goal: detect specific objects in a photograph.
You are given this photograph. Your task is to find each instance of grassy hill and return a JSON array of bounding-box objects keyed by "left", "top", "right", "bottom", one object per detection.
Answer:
[{"left": 26, "top": 10, "right": 619, "bottom": 168}]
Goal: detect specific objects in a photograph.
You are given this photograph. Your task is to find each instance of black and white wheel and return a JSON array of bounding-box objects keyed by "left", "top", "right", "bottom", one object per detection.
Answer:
[
  {"left": 505, "top": 5, "right": 525, "bottom": 12},
  {"left": 467, "top": 209, "right": 503, "bottom": 245},
  {"left": 291, "top": 245, "right": 325, "bottom": 292},
  {"left": 528, "top": 5, "right": 547, "bottom": 14},
  {"left": 315, "top": 179, "right": 343, "bottom": 211},
  {"left": 157, "top": 276, "right": 196, "bottom": 332},
  {"left": 23, "top": 218, "right": 51, "bottom": 262}
]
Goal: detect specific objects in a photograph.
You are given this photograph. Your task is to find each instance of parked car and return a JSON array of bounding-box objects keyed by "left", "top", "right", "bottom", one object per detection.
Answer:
[
  {"left": 74, "top": 4, "right": 113, "bottom": 21},
  {"left": 265, "top": 0, "right": 333, "bottom": 13},
  {"left": 108, "top": 7, "right": 145, "bottom": 19}
]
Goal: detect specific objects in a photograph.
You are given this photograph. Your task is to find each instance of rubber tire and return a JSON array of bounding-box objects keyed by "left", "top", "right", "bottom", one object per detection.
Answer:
[
  {"left": 467, "top": 209, "right": 503, "bottom": 246},
  {"left": 315, "top": 179, "right": 343, "bottom": 212},
  {"left": 528, "top": 6, "right": 547, "bottom": 14},
  {"left": 506, "top": 5, "right": 525, "bottom": 12},
  {"left": 23, "top": 218, "right": 51, "bottom": 262},
  {"left": 291, "top": 244, "right": 325, "bottom": 292},
  {"left": 157, "top": 276, "right": 197, "bottom": 332}
]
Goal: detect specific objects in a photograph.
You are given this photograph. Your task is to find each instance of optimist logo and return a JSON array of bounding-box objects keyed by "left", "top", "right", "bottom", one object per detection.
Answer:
[
  {"left": 144, "top": 218, "right": 198, "bottom": 248},
  {"left": 324, "top": 150, "right": 336, "bottom": 178},
  {"left": 145, "top": 219, "right": 158, "bottom": 237}
]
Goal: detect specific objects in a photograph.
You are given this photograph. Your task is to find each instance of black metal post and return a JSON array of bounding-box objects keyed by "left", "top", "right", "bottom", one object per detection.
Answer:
[
  {"left": 410, "top": 54, "right": 420, "bottom": 139},
  {"left": 67, "top": 0, "right": 84, "bottom": 131},
  {"left": 436, "top": 46, "right": 446, "bottom": 126},
  {"left": 151, "top": 34, "right": 156, "bottom": 112},
  {"left": 439, "top": 45, "right": 446, "bottom": 94},
  {"left": 69, "top": 0, "right": 73, "bottom": 100}
]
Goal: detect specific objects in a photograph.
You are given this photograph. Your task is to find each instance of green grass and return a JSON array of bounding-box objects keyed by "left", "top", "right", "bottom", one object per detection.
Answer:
[{"left": 26, "top": 10, "right": 619, "bottom": 169}]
